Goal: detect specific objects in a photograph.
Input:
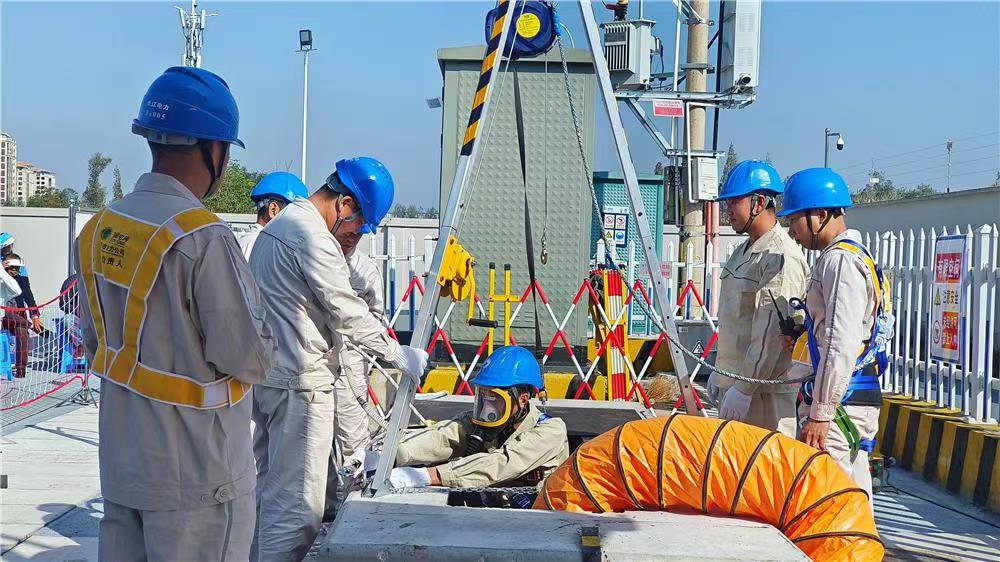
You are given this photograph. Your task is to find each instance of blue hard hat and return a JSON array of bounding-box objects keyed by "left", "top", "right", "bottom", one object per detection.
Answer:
[
  {"left": 472, "top": 346, "right": 544, "bottom": 390},
  {"left": 0, "top": 232, "right": 13, "bottom": 250},
  {"left": 777, "top": 168, "right": 853, "bottom": 217},
  {"left": 250, "top": 172, "right": 308, "bottom": 205},
  {"left": 132, "top": 66, "right": 245, "bottom": 148},
  {"left": 718, "top": 160, "right": 784, "bottom": 201},
  {"left": 329, "top": 157, "right": 395, "bottom": 234}
]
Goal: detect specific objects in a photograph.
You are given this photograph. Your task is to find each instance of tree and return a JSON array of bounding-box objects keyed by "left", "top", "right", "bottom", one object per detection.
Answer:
[
  {"left": 111, "top": 166, "right": 124, "bottom": 201},
  {"left": 81, "top": 153, "right": 112, "bottom": 209},
  {"left": 853, "top": 170, "right": 938, "bottom": 203},
  {"left": 392, "top": 204, "right": 420, "bottom": 218},
  {"left": 722, "top": 142, "right": 739, "bottom": 178},
  {"left": 422, "top": 207, "right": 439, "bottom": 219},
  {"left": 992, "top": 171, "right": 1000, "bottom": 188},
  {"left": 202, "top": 161, "right": 264, "bottom": 214},
  {"left": 904, "top": 183, "right": 936, "bottom": 199},
  {"left": 26, "top": 186, "right": 70, "bottom": 208}
]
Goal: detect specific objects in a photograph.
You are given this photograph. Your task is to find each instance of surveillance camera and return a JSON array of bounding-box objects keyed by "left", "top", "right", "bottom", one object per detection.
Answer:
[
  {"left": 836, "top": 136, "right": 845, "bottom": 150},
  {"left": 737, "top": 74, "right": 752, "bottom": 86}
]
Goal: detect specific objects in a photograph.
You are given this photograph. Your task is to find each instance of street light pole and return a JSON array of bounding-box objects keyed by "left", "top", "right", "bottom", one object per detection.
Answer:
[{"left": 298, "top": 30, "right": 315, "bottom": 184}]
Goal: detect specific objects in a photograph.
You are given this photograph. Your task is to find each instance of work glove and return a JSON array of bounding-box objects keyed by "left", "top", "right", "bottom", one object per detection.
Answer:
[
  {"left": 393, "top": 345, "right": 429, "bottom": 385},
  {"left": 707, "top": 372, "right": 720, "bottom": 402},
  {"left": 719, "top": 386, "right": 753, "bottom": 422},
  {"left": 389, "top": 466, "right": 431, "bottom": 489}
]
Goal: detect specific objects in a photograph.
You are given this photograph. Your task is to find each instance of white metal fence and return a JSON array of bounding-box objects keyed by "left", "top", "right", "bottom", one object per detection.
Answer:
[{"left": 860, "top": 225, "right": 999, "bottom": 424}]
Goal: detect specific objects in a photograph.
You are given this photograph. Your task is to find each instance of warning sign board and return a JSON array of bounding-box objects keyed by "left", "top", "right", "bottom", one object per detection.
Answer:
[
  {"left": 930, "top": 235, "right": 967, "bottom": 363},
  {"left": 652, "top": 99, "right": 684, "bottom": 118},
  {"left": 602, "top": 205, "right": 629, "bottom": 247}
]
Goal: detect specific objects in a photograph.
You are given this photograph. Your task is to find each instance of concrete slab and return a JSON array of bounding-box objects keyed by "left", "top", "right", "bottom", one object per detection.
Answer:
[
  {"left": 1, "top": 498, "right": 102, "bottom": 562},
  {"left": 0, "top": 405, "right": 100, "bottom": 555},
  {"left": 320, "top": 495, "right": 808, "bottom": 561}
]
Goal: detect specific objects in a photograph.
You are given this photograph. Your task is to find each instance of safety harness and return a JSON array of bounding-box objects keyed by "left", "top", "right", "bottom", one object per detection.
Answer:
[
  {"left": 791, "top": 238, "right": 894, "bottom": 458},
  {"left": 79, "top": 206, "right": 251, "bottom": 409}
]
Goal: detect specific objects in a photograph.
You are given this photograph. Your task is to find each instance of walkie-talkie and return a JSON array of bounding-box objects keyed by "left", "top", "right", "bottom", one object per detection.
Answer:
[{"left": 768, "top": 290, "right": 802, "bottom": 339}]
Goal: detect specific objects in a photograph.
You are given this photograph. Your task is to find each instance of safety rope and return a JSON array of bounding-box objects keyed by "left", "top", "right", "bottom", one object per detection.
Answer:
[{"left": 512, "top": 68, "right": 544, "bottom": 356}]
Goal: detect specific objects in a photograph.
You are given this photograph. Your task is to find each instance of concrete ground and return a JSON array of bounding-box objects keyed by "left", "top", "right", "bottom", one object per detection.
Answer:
[{"left": 2, "top": 401, "right": 998, "bottom": 561}]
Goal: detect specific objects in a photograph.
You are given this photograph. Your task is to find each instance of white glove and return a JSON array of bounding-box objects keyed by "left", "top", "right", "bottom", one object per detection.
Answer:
[
  {"left": 393, "top": 345, "right": 429, "bottom": 385},
  {"left": 389, "top": 466, "right": 431, "bottom": 489},
  {"left": 707, "top": 373, "right": 720, "bottom": 402},
  {"left": 719, "top": 386, "right": 753, "bottom": 422},
  {"left": 344, "top": 449, "right": 377, "bottom": 479}
]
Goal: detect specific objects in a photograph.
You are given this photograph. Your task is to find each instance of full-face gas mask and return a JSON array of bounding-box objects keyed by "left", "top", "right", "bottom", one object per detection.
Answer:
[{"left": 465, "top": 385, "right": 532, "bottom": 456}]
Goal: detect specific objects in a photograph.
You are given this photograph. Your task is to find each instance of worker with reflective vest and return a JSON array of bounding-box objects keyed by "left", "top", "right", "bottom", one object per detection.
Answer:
[
  {"left": 709, "top": 161, "right": 808, "bottom": 436},
  {"left": 389, "top": 346, "right": 569, "bottom": 496},
  {"left": 249, "top": 156, "right": 428, "bottom": 561},
  {"left": 778, "top": 168, "right": 891, "bottom": 505},
  {"left": 75, "top": 67, "right": 272, "bottom": 561},
  {"left": 238, "top": 171, "right": 309, "bottom": 260}
]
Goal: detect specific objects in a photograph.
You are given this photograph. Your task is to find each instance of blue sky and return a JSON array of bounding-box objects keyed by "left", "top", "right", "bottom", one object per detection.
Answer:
[{"left": 2, "top": 1, "right": 998, "bottom": 205}]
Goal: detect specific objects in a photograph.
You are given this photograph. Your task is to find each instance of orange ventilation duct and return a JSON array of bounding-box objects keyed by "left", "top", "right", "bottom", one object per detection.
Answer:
[{"left": 535, "top": 415, "right": 883, "bottom": 561}]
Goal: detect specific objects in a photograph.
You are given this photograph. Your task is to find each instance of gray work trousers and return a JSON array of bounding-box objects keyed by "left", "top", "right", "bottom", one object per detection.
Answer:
[
  {"left": 99, "top": 495, "right": 254, "bottom": 562},
  {"left": 252, "top": 385, "right": 336, "bottom": 562}
]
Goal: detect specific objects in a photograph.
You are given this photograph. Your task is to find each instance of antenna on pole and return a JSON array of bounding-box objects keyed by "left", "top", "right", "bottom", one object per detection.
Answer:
[{"left": 177, "top": 0, "right": 216, "bottom": 68}]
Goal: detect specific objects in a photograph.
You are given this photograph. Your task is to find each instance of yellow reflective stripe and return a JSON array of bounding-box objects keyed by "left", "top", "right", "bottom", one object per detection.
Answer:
[
  {"left": 107, "top": 222, "right": 177, "bottom": 384},
  {"left": 127, "top": 363, "right": 250, "bottom": 409},
  {"left": 89, "top": 207, "right": 233, "bottom": 408},
  {"left": 79, "top": 209, "right": 110, "bottom": 374},
  {"left": 92, "top": 209, "right": 158, "bottom": 287},
  {"left": 171, "top": 207, "right": 220, "bottom": 232},
  {"left": 833, "top": 241, "right": 886, "bottom": 309},
  {"left": 110, "top": 209, "right": 221, "bottom": 386}
]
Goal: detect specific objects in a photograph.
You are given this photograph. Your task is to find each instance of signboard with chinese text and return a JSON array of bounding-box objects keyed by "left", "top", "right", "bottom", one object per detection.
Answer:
[
  {"left": 652, "top": 99, "right": 684, "bottom": 117},
  {"left": 930, "top": 235, "right": 967, "bottom": 363}
]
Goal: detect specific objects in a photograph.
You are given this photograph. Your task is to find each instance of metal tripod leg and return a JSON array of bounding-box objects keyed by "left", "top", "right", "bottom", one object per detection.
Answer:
[
  {"left": 576, "top": 0, "right": 703, "bottom": 416},
  {"left": 367, "top": 0, "right": 520, "bottom": 497}
]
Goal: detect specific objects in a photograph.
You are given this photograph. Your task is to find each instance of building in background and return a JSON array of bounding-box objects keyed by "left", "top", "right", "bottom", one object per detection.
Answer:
[
  {"left": 437, "top": 45, "right": 596, "bottom": 349},
  {"left": 0, "top": 132, "right": 16, "bottom": 205},
  {"left": 13, "top": 162, "right": 57, "bottom": 205}
]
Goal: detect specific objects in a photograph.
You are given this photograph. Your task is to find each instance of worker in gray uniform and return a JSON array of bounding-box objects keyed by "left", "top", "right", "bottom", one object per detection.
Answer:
[
  {"left": 779, "top": 167, "right": 890, "bottom": 506},
  {"left": 238, "top": 171, "right": 309, "bottom": 260},
  {"left": 709, "top": 160, "right": 809, "bottom": 436},
  {"left": 249, "top": 156, "right": 428, "bottom": 561},
  {"left": 76, "top": 67, "right": 272, "bottom": 561},
  {"left": 323, "top": 223, "right": 386, "bottom": 520},
  {"left": 388, "top": 346, "right": 569, "bottom": 492}
]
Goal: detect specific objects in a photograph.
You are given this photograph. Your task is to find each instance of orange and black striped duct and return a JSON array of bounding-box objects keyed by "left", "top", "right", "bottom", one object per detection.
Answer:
[{"left": 534, "top": 415, "right": 883, "bottom": 561}]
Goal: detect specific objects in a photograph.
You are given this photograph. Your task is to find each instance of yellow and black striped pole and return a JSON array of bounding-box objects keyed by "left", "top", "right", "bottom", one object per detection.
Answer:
[
  {"left": 461, "top": 0, "right": 513, "bottom": 156},
  {"left": 369, "top": 0, "right": 520, "bottom": 497}
]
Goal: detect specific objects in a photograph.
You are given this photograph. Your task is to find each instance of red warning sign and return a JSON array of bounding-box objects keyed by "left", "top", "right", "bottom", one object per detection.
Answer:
[{"left": 652, "top": 99, "right": 684, "bottom": 117}]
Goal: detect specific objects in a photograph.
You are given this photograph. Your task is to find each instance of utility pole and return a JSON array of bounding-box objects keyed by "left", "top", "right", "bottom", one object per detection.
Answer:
[
  {"left": 298, "top": 30, "right": 315, "bottom": 184},
  {"left": 683, "top": 0, "right": 710, "bottom": 303},
  {"left": 176, "top": 1, "right": 214, "bottom": 68},
  {"left": 946, "top": 140, "right": 953, "bottom": 193}
]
